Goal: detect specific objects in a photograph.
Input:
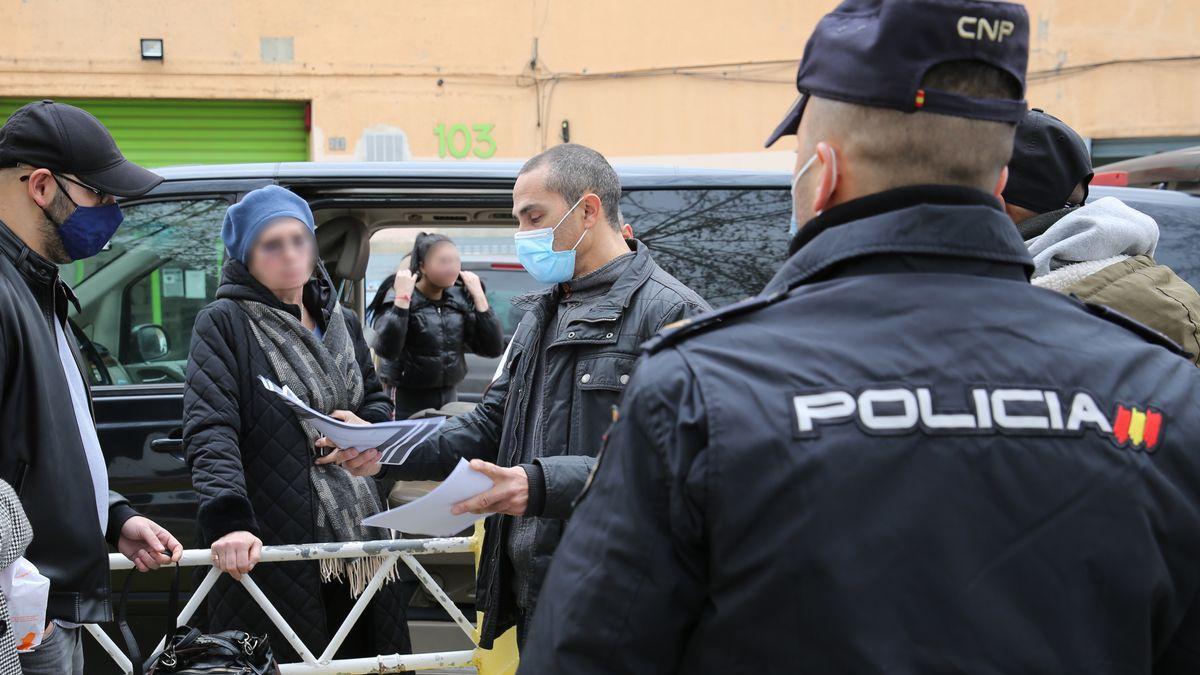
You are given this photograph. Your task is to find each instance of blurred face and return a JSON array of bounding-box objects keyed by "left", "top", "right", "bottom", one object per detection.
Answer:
[
  {"left": 247, "top": 218, "right": 315, "bottom": 291},
  {"left": 421, "top": 241, "right": 461, "bottom": 288}
]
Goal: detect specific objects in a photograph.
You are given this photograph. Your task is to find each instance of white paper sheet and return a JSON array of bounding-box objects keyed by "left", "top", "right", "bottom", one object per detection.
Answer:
[
  {"left": 362, "top": 458, "right": 495, "bottom": 536},
  {"left": 259, "top": 376, "right": 445, "bottom": 465}
]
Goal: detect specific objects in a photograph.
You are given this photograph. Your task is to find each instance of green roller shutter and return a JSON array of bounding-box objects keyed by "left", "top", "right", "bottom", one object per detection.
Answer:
[{"left": 0, "top": 98, "right": 309, "bottom": 167}]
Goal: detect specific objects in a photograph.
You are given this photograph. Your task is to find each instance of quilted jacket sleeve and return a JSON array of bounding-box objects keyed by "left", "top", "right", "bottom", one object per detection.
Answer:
[
  {"left": 371, "top": 303, "right": 410, "bottom": 361},
  {"left": 344, "top": 307, "right": 394, "bottom": 423},
  {"left": 465, "top": 307, "right": 505, "bottom": 358},
  {"left": 184, "top": 304, "right": 260, "bottom": 543}
]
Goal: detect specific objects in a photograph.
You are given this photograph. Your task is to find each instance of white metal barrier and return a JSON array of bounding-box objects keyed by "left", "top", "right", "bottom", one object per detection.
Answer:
[{"left": 85, "top": 536, "right": 481, "bottom": 674}]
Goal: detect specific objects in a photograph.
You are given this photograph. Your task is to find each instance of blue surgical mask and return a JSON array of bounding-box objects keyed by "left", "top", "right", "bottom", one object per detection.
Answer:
[
  {"left": 514, "top": 196, "right": 587, "bottom": 284},
  {"left": 788, "top": 153, "right": 820, "bottom": 238},
  {"left": 48, "top": 200, "right": 124, "bottom": 261}
]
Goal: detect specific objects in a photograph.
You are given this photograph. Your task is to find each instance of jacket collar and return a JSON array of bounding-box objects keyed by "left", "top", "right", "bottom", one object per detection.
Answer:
[
  {"left": 0, "top": 218, "right": 81, "bottom": 321},
  {"left": 764, "top": 185, "right": 1034, "bottom": 295},
  {"left": 512, "top": 238, "right": 653, "bottom": 323},
  {"left": 411, "top": 282, "right": 470, "bottom": 312}
]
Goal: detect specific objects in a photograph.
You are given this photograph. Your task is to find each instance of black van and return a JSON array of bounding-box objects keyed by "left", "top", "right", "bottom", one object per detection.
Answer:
[{"left": 77, "top": 161, "right": 1199, "bottom": 670}]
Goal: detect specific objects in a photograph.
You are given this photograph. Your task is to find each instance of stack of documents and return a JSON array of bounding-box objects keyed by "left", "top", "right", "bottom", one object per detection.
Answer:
[
  {"left": 261, "top": 376, "right": 493, "bottom": 535},
  {"left": 364, "top": 458, "right": 495, "bottom": 536},
  {"left": 259, "top": 376, "right": 444, "bottom": 465}
]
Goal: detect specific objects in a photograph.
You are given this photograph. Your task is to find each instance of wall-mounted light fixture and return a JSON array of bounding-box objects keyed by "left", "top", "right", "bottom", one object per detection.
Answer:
[{"left": 140, "top": 39, "right": 164, "bottom": 61}]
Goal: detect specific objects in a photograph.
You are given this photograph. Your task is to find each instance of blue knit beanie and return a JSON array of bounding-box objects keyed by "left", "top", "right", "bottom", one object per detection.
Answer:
[{"left": 221, "top": 185, "right": 315, "bottom": 264}]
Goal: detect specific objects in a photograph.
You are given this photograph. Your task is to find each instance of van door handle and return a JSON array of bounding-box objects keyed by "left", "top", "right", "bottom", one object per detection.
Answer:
[{"left": 150, "top": 429, "right": 185, "bottom": 462}]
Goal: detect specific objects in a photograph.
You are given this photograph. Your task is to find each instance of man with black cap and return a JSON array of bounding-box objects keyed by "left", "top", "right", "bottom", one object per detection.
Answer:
[
  {"left": 519, "top": 1, "right": 1200, "bottom": 672},
  {"left": 1005, "top": 108, "right": 1200, "bottom": 364},
  {"left": 0, "top": 100, "right": 182, "bottom": 674}
]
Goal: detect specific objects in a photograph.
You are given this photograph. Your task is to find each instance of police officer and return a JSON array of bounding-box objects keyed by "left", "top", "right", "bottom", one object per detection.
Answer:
[{"left": 519, "top": 1, "right": 1200, "bottom": 672}]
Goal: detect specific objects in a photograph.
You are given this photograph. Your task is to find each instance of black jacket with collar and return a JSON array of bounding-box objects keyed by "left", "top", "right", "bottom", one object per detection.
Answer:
[
  {"left": 0, "top": 220, "right": 139, "bottom": 624},
  {"left": 523, "top": 186, "right": 1200, "bottom": 674},
  {"left": 384, "top": 239, "right": 709, "bottom": 647}
]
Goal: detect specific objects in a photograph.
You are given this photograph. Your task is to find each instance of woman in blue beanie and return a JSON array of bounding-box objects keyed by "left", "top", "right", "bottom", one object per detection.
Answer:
[{"left": 182, "top": 185, "right": 413, "bottom": 663}]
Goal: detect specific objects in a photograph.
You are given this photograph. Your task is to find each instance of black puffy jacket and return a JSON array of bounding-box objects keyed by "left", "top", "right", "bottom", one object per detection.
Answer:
[
  {"left": 0, "top": 220, "right": 139, "bottom": 624},
  {"left": 371, "top": 282, "right": 504, "bottom": 389},
  {"left": 523, "top": 186, "right": 1200, "bottom": 674},
  {"left": 183, "top": 260, "right": 410, "bottom": 662}
]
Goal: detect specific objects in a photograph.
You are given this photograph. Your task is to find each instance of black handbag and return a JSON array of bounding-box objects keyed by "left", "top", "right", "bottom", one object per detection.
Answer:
[{"left": 117, "top": 564, "right": 281, "bottom": 675}]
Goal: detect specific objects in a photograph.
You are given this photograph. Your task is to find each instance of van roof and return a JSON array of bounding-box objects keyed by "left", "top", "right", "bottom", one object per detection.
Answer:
[{"left": 149, "top": 160, "right": 793, "bottom": 189}]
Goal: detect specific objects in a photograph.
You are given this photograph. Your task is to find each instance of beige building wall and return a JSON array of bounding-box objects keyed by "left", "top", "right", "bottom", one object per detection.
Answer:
[{"left": 0, "top": 0, "right": 1195, "bottom": 168}]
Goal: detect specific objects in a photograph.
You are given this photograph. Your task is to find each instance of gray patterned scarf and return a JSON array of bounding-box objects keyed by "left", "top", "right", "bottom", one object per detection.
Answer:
[{"left": 238, "top": 296, "right": 397, "bottom": 596}]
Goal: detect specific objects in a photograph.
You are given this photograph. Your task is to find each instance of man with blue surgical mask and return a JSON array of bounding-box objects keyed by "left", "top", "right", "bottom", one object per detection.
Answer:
[
  {"left": 0, "top": 100, "right": 182, "bottom": 674},
  {"left": 334, "top": 142, "right": 709, "bottom": 649}
]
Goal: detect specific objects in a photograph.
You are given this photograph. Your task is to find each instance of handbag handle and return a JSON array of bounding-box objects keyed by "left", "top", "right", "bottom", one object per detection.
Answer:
[{"left": 117, "top": 562, "right": 182, "bottom": 675}]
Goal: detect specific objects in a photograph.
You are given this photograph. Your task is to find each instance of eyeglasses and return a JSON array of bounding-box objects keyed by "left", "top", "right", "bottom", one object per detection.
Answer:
[
  {"left": 19, "top": 171, "right": 111, "bottom": 206},
  {"left": 256, "top": 232, "right": 314, "bottom": 258}
]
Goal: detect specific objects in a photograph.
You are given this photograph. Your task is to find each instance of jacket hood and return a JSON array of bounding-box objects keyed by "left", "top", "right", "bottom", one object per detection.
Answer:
[{"left": 1026, "top": 196, "right": 1158, "bottom": 278}]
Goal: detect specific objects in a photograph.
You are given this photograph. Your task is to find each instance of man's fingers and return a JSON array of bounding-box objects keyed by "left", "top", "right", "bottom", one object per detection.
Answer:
[
  {"left": 158, "top": 530, "right": 183, "bottom": 562},
  {"left": 138, "top": 525, "right": 164, "bottom": 554},
  {"left": 453, "top": 487, "right": 501, "bottom": 515},
  {"left": 314, "top": 449, "right": 341, "bottom": 465},
  {"left": 468, "top": 459, "right": 505, "bottom": 479},
  {"left": 137, "top": 549, "right": 161, "bottom": 571},
  {"left": 314, "top": 437, "right": 336, "bottom": 448}
]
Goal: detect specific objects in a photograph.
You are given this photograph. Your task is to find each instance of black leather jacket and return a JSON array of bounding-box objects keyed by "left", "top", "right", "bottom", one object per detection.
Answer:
[
  {"left": 0, "top": 220, "right": 138, "bottom": 624},
  {"left": 371, "top": 283, "right": 504, "bottom": 390},
  {"left": 384, "top": 239, "right": 710, "bottom": 647}
]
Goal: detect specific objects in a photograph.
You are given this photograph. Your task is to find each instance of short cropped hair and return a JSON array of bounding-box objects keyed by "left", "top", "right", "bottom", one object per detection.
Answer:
[
  {"left": 805, "top": 60, "right": 1024, "bottom": 192},
  {"left": 519, "top": 143, "right": 623, "bottom": 229}
]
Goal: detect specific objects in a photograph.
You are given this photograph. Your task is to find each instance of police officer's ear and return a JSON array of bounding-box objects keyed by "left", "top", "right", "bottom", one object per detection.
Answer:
[
  {"left": 811, "top": 142, "right": 841, "bottom": 215},
  {"left": 993, "top": 166, "right": 1009, "bottom": 199},
  {"left": 579, "top": 192, "right": 604, "bottom": 231}
]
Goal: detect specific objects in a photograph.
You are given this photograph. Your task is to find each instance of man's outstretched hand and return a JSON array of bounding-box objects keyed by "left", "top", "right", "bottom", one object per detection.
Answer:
[
  {"left": 451, "top": 460, "right": 530, "bottom": 517},
  {"left": 118, "top": 516, "right": 183, "bottom": 572}
]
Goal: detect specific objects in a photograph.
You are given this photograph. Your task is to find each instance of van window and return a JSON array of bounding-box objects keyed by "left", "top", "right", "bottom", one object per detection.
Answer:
[
  {"left": 67, "top": 198, "right": 228, "bottom": 386},
  {"left": 621, "top": 188, "right": 791, "bottom": 308}
]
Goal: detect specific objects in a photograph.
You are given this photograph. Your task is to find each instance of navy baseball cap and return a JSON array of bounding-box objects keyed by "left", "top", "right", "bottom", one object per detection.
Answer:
[
  {"left": 0, "top": 100, "right": 163, "bottom": 197},
  {"left": 765, "top": 0, "right": 1030, "bottom": 148},
  {"left": 1003, "top": 108, "right": 1093, "bottom": 213}
]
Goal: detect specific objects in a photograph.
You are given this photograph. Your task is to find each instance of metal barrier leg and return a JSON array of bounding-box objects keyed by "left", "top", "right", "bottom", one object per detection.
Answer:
[
  {"left": 84, "top": 623, "right": 134, "bottom": 675},
  {"left": 317, "top": 552, "right": 401, "bottom": 663},
  {"left": 149, "top": 565, "right": 222, "bottom": 658},
  {"left": 240, "top": 574, "right": 321, "bottom": 665},
  {"left": 400, "top": 551, "right": 478, "bottom": 643}
]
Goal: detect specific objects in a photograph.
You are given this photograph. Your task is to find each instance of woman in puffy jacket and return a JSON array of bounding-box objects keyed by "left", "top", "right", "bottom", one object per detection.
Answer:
[{"left": 368, "top": 233, "right": 504, "bottom": 419}]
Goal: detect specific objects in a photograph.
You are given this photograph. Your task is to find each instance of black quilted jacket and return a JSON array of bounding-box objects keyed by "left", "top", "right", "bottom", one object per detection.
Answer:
[
  {"left": 183, "top": 260, "right": 410, "bottom": 661},
  {"left": 371, "top": 282, "right": 505, "bottom": 390}
]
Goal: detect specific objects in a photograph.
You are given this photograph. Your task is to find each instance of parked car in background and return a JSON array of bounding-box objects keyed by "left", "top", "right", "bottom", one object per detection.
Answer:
[{"left": 1093, "top": 145, "right": 1200, "bottom": 194}]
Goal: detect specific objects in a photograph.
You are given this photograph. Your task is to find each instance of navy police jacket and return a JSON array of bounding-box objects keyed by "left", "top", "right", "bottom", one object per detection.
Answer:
[{"left": 521, "top": 186, "right": 1200, "bottom": 674}]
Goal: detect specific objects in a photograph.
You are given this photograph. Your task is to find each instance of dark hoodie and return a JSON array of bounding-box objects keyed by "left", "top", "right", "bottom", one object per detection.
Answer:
[{"left": 181, "top": 259, "right": 406, "bottom": 662}]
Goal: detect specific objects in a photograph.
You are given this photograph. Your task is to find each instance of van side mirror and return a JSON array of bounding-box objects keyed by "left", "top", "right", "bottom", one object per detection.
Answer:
[{"left": 132, "top": 324, "right": 170, "bottom": 362}]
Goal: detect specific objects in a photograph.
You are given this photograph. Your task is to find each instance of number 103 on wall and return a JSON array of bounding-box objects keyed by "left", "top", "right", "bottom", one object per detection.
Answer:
[{"left": 434, "top": 123, "right": 497, "bottom": 159}]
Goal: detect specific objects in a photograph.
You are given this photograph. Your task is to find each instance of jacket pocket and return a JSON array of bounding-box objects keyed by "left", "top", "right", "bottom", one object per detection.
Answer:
[{"left": 569, "top": 353, "right": 637, "bottom": 457}]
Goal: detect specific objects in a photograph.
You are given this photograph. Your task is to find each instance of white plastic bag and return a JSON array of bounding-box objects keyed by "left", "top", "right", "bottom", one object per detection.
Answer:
[{"left": 0, "top": 556, "right": 49, "bottom": 652}]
